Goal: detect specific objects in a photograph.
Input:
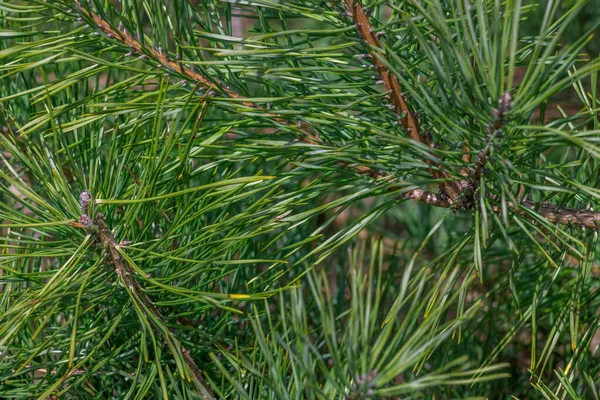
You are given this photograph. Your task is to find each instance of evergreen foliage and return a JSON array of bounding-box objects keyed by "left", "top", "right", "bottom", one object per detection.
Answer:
[{"left": 1, "top": 0, "right": 599, "bottom": 398}]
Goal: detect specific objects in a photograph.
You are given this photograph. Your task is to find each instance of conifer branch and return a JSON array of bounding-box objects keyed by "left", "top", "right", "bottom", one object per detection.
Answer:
[
  {"left": 74, "top": 1, "right": 245, "bottom": 108},
  {"left": 505, "top": 200, "right": 600, "bottom": 230},
  {"left": 79, "top": 192, "right": 214, "bottom": 399},
  {"left": 471, "top": 92, "right": 514, "bottom": 191},
  {"left": 405, "top": 192, "right": 600, "bottom": 230},
  {"left": 339, "top": 1, "right": 600, "bottom": 229},
  {"left": 73, "top": 0, "right": 320, "bottom": 142},
  {"left": 341, "top": 0, "right": 462, "bottom": 201},
  {"left": 70, "top": 1, "right": 600, "bottom": 230},
  {"left": 69, "top": 3, "right": 428, "bottom": 196}
]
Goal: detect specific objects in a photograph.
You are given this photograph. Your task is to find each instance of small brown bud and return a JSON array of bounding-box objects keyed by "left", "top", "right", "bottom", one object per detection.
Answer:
[
  {"left": 495, "top": 92, "right": 513, "bottom": 118},
  {"left": 79, "top": 190, "right": 91, "bottom": 212},
  {"left": 79, "top": 214, "right": 93, "bottom": 226}
]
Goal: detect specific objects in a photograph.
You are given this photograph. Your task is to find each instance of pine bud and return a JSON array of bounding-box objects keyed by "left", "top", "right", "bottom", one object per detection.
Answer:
[{"left": 79, "top": 190, "right": 91, "bottom": 212}]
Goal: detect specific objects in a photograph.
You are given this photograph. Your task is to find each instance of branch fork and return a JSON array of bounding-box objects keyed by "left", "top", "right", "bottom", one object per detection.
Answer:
[
  {"left": 72, "top": 1, "right": 600, "bottom": 229},
  {"left": 341, "top": 0, "right": 600, "bottom": 228}
]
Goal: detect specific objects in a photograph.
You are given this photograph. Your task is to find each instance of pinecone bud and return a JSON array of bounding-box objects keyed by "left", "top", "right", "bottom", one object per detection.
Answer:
[
  {"left": 79, "top": 214, "right": 93, "bottom": 226},
  {"left": 498, "top": 92, "right": 513, "bottom": 113},
  {"left": 492, "top": 92, "right": 513, "bottom": 119},
  {"left": 79, "top": 190, "right": 91, "bottom": 212}
]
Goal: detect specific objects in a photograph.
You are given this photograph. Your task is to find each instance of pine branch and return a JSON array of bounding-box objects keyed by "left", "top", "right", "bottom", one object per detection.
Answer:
[
  {"left": 341, "top": 0, "right": 462, "bottom": 201},
  {"left": 470, "top": 93, "right": 514, "bottom": 191},
  {"left": 408, "top": 192, "right": 600, "bottom": 230},
  {"left": 79, "top": 193, "right": 214, "bottom": 399},
  {"left": 72, "top": 2, "right": 397, "bottom": 176},
  {"left": 70, "top": 1, "right": 600, "bottom": 230},
  {"left": 72, "top": 1, "right": 440, "bottom": 186},
  {"left": 507, "top": 200, "right": 600, "bottom": 230},
  {"left": 339, "top": 1, "right": 600, "bottom": 230},
  {"left": 70, "top": 4, "right": 428, "bottom": 191},
  {"left": 73, "top": 1, "right": 320, "bottom": 141}
]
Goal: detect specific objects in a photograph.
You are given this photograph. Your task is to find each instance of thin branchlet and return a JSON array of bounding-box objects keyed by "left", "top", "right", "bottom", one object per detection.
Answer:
[
  {"left": 79, "top": 201, "right": 214, "bottom": 399},
  {"left": 340, "top": 0, "right": 463, "bottom": 201},
  {"left": 71, "top": 1, "right": 600, "bottom": 229},
  {"left": 454, "top": 92, "right": 514, "bottom": 210}
]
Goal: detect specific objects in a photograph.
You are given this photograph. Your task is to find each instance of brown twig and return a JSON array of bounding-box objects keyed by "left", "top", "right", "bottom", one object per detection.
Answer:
[
  {"left": 74, "top": 1, "right": 245, "bottom": 108},
  {"left": 341, "top": 0, "right": 462, "bottom": 201},
  {"left": 501, "top": 200, "right": 600, "bottom": 230},
  {"left": 71, "top": 2, "right": 600, "bottom": 229},
  {"left": 402, "top": 188, "right": 451, "bottom": 208},
  {"left": 79, "top": 204, "right": 214, "bottom": 399},
  {"left": 402, "top": 191, "right": 600, "bottom": 229},
  {"left": 73, "top": 0, "right": 320, "bottom": 143}
]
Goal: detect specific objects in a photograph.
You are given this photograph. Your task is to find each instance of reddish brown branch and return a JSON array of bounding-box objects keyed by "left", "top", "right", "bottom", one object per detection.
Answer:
[
  {"left": 75, "top": 1, "right": 243, "bottom": 108},
  {"left": 402, "top": 192, "right": 600, "bottom": 229},
  {"left": 73, "top": 1, "right": 322, "bottom": 142},
  {"left": 342, "top": 0, "right": 462, "bottom": 201},
  {"left": 71, "top": 2, "right": 600, "bottom": 229}
]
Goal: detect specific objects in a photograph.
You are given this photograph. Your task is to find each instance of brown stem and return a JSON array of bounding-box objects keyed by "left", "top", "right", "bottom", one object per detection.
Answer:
[
  {"left": 73, "top": 1, "right": 321, "bottom": 142},
  {"left": 403, "top": 191, "right": 600, "bottom": 229},
  {"left": 341, "top": 0, "right": 462, "bottom": 201},
  {"left": 402, "top": 188, "right": 451, "bottom": 208},
  {"left": 71, "top": 2, "right": 600, "bottom": 229},
  {"left": 92, "top": 212, "right": 214, "bottom": 399},
  {"left": 460, "top": 92, "right": 515, "bottom": 211}
]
